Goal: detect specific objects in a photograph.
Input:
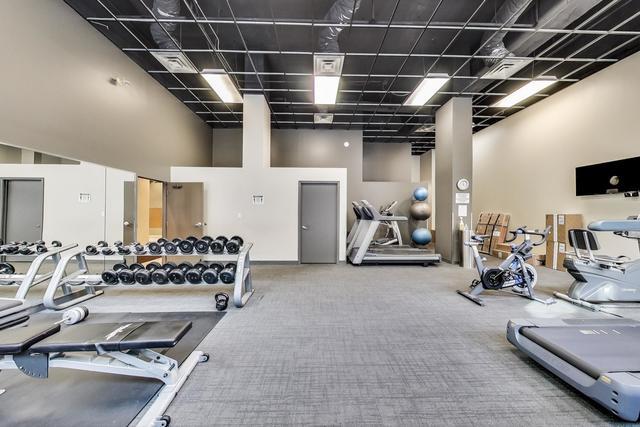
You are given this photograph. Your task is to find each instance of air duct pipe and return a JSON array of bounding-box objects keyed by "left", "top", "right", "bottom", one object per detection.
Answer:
[
  {"left": 479, "top": 0, "right": 534, "bottom": 66},
  {"left": 150, "top": 0, "right": 181, "bottom": 49},
  {"left": 318, "top": 0, "right": 362, "bottom": 53}
]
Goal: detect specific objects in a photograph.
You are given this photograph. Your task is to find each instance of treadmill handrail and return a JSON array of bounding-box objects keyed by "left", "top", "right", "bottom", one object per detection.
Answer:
[
  {"left": 360, "top": 200, "right": 408, "bottom": 221},
  {"left": 589, "top": 220, "right": 640, "bottom": 233}
]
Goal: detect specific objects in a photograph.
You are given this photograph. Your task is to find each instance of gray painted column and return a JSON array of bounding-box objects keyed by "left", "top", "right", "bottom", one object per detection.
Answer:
[
  {"left": 242, "top": 94, "right": 271, "bottom": 169},
  {"left": 434, "top": 97, "right": 473, "bottom": 264}
]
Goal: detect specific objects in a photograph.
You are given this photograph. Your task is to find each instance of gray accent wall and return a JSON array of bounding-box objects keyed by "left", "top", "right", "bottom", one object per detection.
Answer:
[
  {"left": 213, "top": 129, "right": 244, "bottom": 167},
  {"left": 0, "top": 0, "right": 212, "bottom": 181}
]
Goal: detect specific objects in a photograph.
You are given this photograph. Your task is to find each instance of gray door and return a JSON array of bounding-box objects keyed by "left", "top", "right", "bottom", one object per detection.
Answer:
[
  {"left": 300, "top": 182, "right": 338, "bottom": 264},
  {"left": 166, "top": 183, "right": 204, "bottom": 239},
  {"left": 2, "top": 179, "right": 44, "bottom": 243},
  {"left": 123, "top": 180, "right": 136, "bottom": 244}
]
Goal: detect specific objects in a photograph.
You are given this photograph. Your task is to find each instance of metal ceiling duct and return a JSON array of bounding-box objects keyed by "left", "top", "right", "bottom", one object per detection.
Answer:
[
  {"left": 150, "top": 0, "right": 181, "bottom": 49},
  {"left": 478, "top": 0, "right": 534, "bottom": 66},
  {"left": 318, "top": 0, "right": 362, "bottom": 53}
]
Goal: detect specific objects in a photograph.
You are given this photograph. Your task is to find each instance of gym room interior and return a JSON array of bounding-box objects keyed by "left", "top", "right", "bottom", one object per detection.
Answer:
[{"left": 1, "top": 0, "right": 640, "bottom": 425}]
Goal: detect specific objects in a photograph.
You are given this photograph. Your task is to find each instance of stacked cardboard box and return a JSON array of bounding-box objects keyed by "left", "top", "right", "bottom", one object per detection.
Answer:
[
  {"left": 475, "top": 212, "right": 511, "bottom": 256},
  {"left": 544, "top": 214, "right": 584, "bottom": 271}
]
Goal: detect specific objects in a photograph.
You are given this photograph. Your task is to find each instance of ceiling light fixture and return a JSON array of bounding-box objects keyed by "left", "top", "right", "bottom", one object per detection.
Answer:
[
  {"left": 314, "top": 54, "right": 344, "bottom": 105},
  {"left": 492, "top": 77, "right": 557, "bottom": 108},
  {"left": 201, "top": 69, "right": 243, "bottom": 104},
  {"left": 404, "top": 74, "right": 449, "bottom": 107}
]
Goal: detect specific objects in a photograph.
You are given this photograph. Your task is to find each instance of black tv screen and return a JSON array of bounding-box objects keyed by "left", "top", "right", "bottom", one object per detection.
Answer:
[{"left": 576, "top": 156, "right": 640, "bottom": 196}]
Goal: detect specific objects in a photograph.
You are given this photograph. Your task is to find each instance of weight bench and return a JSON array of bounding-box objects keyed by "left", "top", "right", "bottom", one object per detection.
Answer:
[{"left": 0, "top": 320, "right": 208, "bottom": 427}]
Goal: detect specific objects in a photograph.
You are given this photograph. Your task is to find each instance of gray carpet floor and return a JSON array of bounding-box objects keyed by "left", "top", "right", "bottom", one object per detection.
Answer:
[{"left": 1, "top": 262, "right": 634, "bottom": 426}]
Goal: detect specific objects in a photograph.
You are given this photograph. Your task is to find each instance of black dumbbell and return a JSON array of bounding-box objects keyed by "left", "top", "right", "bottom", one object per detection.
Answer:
[
  {"left": 178, "top": 239, "right": 194, "bottom": 254},
  {"left": 185, "top": 263, "right": 208, "bottom": 284},
  {"left": 114, "top": 240, "right": 123, "bottom": 247},
  {"left": 101, "top": 263, "right": 128, "bottom": 285},
  {"left": 118, "top": 263, "right": 144, "bottom": 285},
  {"left": 134, "top": 262, "right": 161, "bottom": 285},
  {"left": 101, "top": 247, "right": 115, "bottom": 256},
  {"left": 133, "top": 243, "right": 146, "bottom": 255},
  {"left": 194, "top": 239, "right": 210, "bottom": 254},
  {"left": 209, "top": 236, "right": 226, "bottom": 254},
  {"left": 225, "top": 236, "right": 244, "bottom": 254},
  {"left": 201, "top": 235, "right": 213, "bottom": 243},
  {"left": 168, "top": 262, "right": 193, "bottom": 284},
  {"left": 164, "top": 241, "right": 178, "bottom": 255},
  {"left": 202, "top": 263, "right": 224, "bottom": 284},
  {"left": 85, "top": 245, "right": 99, "bottom": 256},
  {"left": 148, "top": 241, "right": 162, "bottom": 255},
  {"left": 51, "top": 240, "right": 62, "bottom": 247},
  {"left": 220, "top": 263, "right": 237, "bottom": 284},
  {"left": 0, "top": 262, "right": 15, "bottom": 275},
  {"left": 97, "top": 241, "right": 108, "bottom": 248},
  {"left": 185, "top": 236, "right": 198, "bottom": 244},
  {"left": 157, "top": 238, "right": 169, "bottom": 247},
  {"left": 172, "top": 238, "right": 182, "bottom": 244},
  {"left": 151, "top": 262, "right": 177, "bottom": 285},
  {"left": 118, "top": 245, "right": 132, "bottom": 255},
  {"left": 36, "top": 244, "right": 48, "bottom": 254},
  {"left": 19, "top": 247, "right": 34, "bottom": 255}
]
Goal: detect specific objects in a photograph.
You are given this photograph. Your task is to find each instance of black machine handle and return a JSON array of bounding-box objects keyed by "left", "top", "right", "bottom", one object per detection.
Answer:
[{"left": 505, "top": 226, "right": 550, "bottom": 246}]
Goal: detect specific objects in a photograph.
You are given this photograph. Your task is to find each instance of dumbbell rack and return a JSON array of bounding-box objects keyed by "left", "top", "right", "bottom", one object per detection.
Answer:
[
  {"left": 52, "top": 243, "right": 255, "bottom": 309},
  {"left": 0, "top": 244, "right": 104, "bottom": 322}
]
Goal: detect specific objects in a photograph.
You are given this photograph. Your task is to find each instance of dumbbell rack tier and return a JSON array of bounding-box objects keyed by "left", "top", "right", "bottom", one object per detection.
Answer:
[
  {"left": 62, "top": 243, "right": 255, "bottom": 309},
  {"left": 0, "top": 244, "right": 104, "bottom": 320}
]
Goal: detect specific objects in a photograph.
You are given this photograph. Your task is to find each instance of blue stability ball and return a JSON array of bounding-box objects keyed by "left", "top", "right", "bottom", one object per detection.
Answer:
[
  {"left": 412, "top": 228, "right": 433, "bottom": 245},
  {"left": 413, "top": 187, "right": 428, "bottom": 201}
]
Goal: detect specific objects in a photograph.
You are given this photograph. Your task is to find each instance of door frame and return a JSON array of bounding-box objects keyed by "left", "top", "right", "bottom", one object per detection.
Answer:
[
  {"left": 298, "top": 181, "right": 340, "bottom": 264},
  {"left": 0, "top": 178, "right": 45, "bottom": 242}
]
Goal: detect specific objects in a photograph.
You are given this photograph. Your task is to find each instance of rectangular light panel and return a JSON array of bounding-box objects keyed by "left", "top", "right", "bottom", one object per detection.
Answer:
[
  {"left": 404, "top": 75, "right": 449, "bottom": 107},
  {"left": 492, "top": 78, "right": 557, "bottom": 108},
  {"left": 201, "top": 69, "right": 243, "bottom": 104}
]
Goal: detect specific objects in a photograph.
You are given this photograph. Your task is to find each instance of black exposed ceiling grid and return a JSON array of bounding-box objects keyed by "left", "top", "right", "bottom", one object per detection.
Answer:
[{"left": 65, "top": 0, "right": 640, "bottom": 154}]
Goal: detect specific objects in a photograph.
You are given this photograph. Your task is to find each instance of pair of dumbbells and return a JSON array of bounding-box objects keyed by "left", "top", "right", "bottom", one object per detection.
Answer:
[
  {"left": 86, "top": 241, "right": 117, "bottom": 256},
  {"left": 206, "top": 236, "right": 244, "bottom": 254}
]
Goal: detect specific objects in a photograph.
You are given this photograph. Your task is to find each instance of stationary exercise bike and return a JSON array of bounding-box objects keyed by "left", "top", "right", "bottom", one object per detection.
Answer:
[
  {"left": 556, "top": 216, "right": 640, "bottom": 306},
  {"left": 458, "top": 226, "right": 555, "bottom": 306}
]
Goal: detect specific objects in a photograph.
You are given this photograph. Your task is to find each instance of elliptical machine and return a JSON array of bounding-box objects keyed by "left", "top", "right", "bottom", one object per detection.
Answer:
[
  {"left": 556, "top": 216, "right": 640, "bottom": 306},
  {"left": 458, "top": 226, "right": 555, "bottom": 306}
]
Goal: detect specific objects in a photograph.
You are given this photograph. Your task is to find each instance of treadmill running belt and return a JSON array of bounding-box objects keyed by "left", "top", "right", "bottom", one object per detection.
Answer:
[{"left": 521, "top": 325, "right": 640, "bottom": 379}]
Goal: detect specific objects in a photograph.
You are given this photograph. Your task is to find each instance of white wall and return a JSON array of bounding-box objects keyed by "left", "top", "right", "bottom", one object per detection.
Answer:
[
  {"left": 473, "top": 51, "right": 640, "bottom": 256},
  {"left": 0, "top": 0, "right": 211, "bottom": 180},
  {"left": 0, "top": 162, "right": 134, "bottom": 248},
  {"left": 171, "top": 167, "right": 348, "bottom": 261}
]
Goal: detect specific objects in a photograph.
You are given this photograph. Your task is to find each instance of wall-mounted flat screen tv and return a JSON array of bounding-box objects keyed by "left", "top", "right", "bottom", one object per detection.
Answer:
[{"left": 576, "top": 156, "right": 640, "bottom": 196}]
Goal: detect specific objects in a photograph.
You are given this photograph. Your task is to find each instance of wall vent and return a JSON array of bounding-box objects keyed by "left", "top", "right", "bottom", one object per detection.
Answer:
[
  {"left": 480, "top": 58, "right": 532, "bottom": 80},
  {"left": 314, "top": 113, "right": 334, "bottom": 124},
  {"left": 151, "top": 51, "right": 199, "bottom": 74}
]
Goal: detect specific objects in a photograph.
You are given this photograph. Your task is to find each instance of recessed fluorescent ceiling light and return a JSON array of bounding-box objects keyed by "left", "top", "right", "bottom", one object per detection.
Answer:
[
  {"left": 415, "top": 124, "right": 435, "bottom": 133},
  {"left": 314, "top": 113, "right": 334, "bottom": 124},
  {"left": 404, "top": 74, "right": 449, "bottom": 106},
  {"left": 314, "top": 54, "right": 344, "bottom": 105},
  {"left": 314, "top": 76, "right": 341, "bottom": 104},
  {"left": 201, "top": 69, "right": 243, "bottom": 104},
  {"left": 492, "top": 77, "right": 557, "bottom": 108}
]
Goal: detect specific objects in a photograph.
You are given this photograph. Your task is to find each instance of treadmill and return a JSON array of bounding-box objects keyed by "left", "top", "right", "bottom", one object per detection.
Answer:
[
  {"left": 348, "top": 200, "right": 441, "bottom": 266},
  {"left": 508, "top": 318, "right": 640, "bottom": 421}
]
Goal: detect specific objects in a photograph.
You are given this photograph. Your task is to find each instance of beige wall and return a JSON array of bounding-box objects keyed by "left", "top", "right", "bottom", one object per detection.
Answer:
[
  {"left": 270, "top": 129, "right": 431, "bottom": 240},
  {"left": 0, "top": 0, "right": 212, "bottom": 181},
  {"left": 473, "top": 51, "right": 640, "bottom": 257}
]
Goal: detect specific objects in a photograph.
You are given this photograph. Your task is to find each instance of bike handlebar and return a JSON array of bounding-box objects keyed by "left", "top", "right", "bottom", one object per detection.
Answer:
[{"left": 504, "top": 226, "right": 550, "bottom": 246}]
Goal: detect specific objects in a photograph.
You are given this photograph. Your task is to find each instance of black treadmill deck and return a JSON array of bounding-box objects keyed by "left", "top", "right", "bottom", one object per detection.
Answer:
[{"left": 521, "top": 324, "right": 640, "bottom": 379}]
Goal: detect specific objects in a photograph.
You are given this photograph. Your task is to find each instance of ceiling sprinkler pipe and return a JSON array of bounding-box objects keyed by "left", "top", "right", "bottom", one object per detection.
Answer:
[
  {"left": 479, "top": 0, "right": 534, "bottom": 66},
  {"left": 318, "top": 0, "right": 362, "bottom": 53},
  {"left": 150, "top": 0, "right": 181, "bottom": 49}
]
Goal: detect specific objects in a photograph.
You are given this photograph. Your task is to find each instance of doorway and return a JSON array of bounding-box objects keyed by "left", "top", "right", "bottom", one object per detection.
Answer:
[
  {"left": 136, "top": 177, "right": 165, "bottom": 244},
  {"left": 299, "top": 182, "right": 339, "bottom": 264},
  {"left": 0, "top": 179, "right": 44, "bottom": 243}
]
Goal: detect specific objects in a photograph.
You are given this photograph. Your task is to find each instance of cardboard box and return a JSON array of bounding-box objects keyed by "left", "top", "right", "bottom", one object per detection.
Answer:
[
  {"left": 545, "top": 240, "right": 568, "bottom": 271},
  {"left": 546, "top": 214, "right": 584, "bottom": 243},
  {"left": 478, "top": 212, "right": 490, "bottom": 225}
]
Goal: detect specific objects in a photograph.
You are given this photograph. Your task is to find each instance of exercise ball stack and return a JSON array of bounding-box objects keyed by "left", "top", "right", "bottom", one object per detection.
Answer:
[{"left": 410, "top": 187, "right": 433, "bottom": 247}]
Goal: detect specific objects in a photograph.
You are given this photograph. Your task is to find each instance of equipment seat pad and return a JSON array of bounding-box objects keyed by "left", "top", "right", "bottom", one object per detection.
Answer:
[
  {"left": 0, "top": 323, "right": 61, "bottom": 355},
  {"left": 30, "top": 321, "right": 192, "bottom": 353}
]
